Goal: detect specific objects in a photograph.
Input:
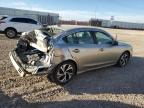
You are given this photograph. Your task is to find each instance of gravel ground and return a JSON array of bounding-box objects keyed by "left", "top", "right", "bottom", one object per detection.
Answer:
[{"left": 0, "top": 26, "right": 144, "bottom": 108}]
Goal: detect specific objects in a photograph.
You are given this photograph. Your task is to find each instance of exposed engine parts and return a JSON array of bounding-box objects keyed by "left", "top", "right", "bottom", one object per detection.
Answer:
[{"left": 14, "top": 30, "right": 54, "bottom": 74}]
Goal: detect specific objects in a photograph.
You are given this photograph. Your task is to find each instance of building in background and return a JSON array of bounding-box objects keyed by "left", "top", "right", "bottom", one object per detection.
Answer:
[{"left": 0, "top": 7, "right": 59, "bottom": 25}]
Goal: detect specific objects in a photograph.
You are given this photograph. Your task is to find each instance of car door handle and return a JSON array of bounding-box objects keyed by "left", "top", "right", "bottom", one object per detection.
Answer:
[
  {"left": 73, "top": 49, "right": 80, "bottom": 53},
  {"left": 99, "top": 48, "right": 104, "bottom": 52}
]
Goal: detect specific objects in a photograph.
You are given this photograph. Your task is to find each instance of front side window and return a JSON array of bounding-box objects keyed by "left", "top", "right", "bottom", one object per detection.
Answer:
[
  {"left": 63, "top": 31, "right": 94, "bottom": 44},
  {"left": 95, "top": 32, "right": 113, "bottom": 45},
  {"left": 27, "top": 19, "right": 38, "bottom": 24}
]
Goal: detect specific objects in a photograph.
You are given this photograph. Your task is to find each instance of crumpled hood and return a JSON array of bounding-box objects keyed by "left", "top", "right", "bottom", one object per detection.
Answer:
[{"left": 21, "top": 30, "right": 50, "bottom": 53}]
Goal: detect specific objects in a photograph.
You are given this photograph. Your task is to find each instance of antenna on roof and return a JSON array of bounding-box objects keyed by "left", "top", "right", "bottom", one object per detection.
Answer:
[{"left": 115, "top": 33, "right": 118, "bottom": 40}]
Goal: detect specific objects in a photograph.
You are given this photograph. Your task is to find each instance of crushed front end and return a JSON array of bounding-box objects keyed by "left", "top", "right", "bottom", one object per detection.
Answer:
[{"left": 9, "top": 30, "right": 55, "bottom": 77}]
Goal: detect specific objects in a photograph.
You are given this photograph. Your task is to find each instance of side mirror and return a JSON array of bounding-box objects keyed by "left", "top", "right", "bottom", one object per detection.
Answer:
[{"left": 113, "top": 40, "right": 118, "bottom": 46}]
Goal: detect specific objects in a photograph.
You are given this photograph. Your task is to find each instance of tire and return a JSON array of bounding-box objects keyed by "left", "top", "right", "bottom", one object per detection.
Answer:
[
  {"left": 17, "top": 39, "right": 29, "bottom": 52},
  {"left": 52, "top": 62, "right": 76, "bottom": 85},
  {"left": 5, "top": 28, "right": 17, "bottom": 38},
  {"left": 117, "top": 52, "right": 130, "bottom": 67}
]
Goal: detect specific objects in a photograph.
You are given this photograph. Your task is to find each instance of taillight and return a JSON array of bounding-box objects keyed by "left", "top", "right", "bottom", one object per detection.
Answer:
[{"left": 0, "top": 21, "right": 5, "bottom": 24}]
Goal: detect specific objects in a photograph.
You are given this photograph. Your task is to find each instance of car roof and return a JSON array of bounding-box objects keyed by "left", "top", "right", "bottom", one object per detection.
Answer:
[
  {"left": 51, "top": 25, "right": 114, "bottom": 41},
  {"left": 48, "top": 25, "right": 114, "bottom": 40},
  {"left": 9, "top": 16, "right": 36, "bottom": 19},
  {"left": 49, "top": 25, "right": 105, "bottom": 32},
  {"left": 2, "top": 16, "right": 36, "bottom": 20},
  {"left": 66, "top": 27, "right": 102, "bottom": 33},
  {"left": 49, "top": 25, "right": 106, "bottom": 35},
  {"left": 49, "top": 25, "right": 101, "bottom": 31},
  {"left": 62, "top": 27, "right": 108, "bottom": 37},
  {"left": 2, "top": 16, "right": 39, "bottom": 22}
]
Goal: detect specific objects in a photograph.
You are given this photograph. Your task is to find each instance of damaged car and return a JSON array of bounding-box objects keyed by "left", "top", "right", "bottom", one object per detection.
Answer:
[{"left": 9, "top": 27, "right": 133, "bottom": 85}]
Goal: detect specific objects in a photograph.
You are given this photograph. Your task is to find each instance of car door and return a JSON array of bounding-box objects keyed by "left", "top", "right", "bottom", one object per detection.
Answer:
[
  {"left": 92, "top": 31, "right": 120, "bottom": 66},
  {"left": 64, "top": 31, "right": 103, "bottom": 72}
]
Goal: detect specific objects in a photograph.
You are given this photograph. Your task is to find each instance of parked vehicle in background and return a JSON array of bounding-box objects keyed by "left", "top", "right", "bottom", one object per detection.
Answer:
[
  {"left": 0, "top": 16, "right": 42, "bottom": 38},
  {"left": 9, "top": 27, "right": 133, "bottom": 85}
]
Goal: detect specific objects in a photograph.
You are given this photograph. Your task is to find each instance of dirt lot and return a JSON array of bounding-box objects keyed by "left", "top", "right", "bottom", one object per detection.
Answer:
[{"left": 0, "top": 26, "right": 144, "bottom": 108}]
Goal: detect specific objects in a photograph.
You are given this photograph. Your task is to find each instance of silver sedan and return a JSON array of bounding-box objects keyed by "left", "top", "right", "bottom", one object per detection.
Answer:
[{"left": 9, "top": 27, "right": 133, "bottom": 85}]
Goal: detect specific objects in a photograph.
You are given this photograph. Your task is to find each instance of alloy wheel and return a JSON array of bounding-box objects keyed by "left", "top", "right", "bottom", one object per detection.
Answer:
[
  {"left": 56, "top": 64, "right": 74, "bottom": 83},
  {"left": 119, "top": 53, "right": 130, "bottom": 66}
]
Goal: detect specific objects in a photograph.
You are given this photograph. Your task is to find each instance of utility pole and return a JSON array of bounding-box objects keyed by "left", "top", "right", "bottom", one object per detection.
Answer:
[
  {"left": 110, "top": 16, "right": 115, "bottom": 27},
  {"left": 95, "top": 10, "right": 97, "bottom": 19}
]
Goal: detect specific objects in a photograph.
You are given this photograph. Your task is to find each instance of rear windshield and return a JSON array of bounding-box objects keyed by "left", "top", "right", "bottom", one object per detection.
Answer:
[{"left": 0, "top": 16, "right": 7, "bottom": 20}]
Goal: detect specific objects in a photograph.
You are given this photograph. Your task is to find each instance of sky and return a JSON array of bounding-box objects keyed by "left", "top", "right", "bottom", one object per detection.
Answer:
[{"left": 0, "top": 0, "right": 144, "bottom": 23}]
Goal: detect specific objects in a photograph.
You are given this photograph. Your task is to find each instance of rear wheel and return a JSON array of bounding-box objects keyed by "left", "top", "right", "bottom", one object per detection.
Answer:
[
  {"left": 52, "top": 62, "right": 76, "bottom": 85},
  {"left": 117, "top": 52, "right": 130, "bottom": 67},
  {"left": 5, "top": 28, "right": 17, "bottom": 38}
]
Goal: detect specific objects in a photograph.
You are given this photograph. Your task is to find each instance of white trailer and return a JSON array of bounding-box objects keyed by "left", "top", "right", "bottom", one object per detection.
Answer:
[{"left": 102, "top": 20, "right": 144, "bottom": 30}]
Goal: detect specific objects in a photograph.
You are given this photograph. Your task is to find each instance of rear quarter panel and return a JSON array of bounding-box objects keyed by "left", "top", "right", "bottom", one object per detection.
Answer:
[{"left": 52, "top": 44, "right": 78, "bottom": 68}]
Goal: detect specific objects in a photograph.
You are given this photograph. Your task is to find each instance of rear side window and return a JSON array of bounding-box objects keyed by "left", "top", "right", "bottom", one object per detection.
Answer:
[
  {"left": 10, "top": 18, "right": 37, "bottom": 24},
  {"left": 63, "top": 34, "right": 78, "bottom": 44},
  {"left": 10, "top": 18, "right": 27, "bottom": 23},
  {"left": 63, "top": 31, "right": 94, "bottom": 44},
  {"left": 76, "top": 32, "right": 94, "bottom": 44}
]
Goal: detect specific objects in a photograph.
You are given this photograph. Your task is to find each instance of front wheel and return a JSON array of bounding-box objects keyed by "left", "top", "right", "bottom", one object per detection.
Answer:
[
  {"left": 52, "top": 62, "right": 76, "bottom": 85},
  {"left": 117, "top": 52, "right": 130, "bottom": 67}
]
